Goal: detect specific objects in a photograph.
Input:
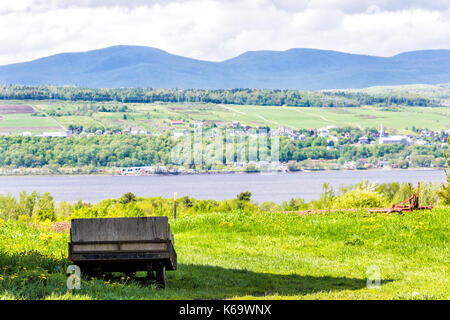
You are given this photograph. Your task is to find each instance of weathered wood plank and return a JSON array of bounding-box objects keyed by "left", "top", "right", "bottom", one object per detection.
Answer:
[
  {"left": 72, "top": 242, "right": 168, "bottom": 253},
  {"left": 71, "top": 217, "right": 170, "bottom": 242}
]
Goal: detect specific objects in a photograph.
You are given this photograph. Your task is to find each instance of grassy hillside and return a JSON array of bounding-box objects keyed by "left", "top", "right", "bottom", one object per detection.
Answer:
[
  {"left": 2, "top": 99, "right": 448, "bottom": 135},
  {"left": 0, "top": 207, "right": 448, "bottom": 300}
]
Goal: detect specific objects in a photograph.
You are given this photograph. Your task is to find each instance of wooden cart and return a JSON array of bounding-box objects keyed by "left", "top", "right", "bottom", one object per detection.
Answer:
[{"left": 68, "top": 217, "right": 177, "bottom": 288}]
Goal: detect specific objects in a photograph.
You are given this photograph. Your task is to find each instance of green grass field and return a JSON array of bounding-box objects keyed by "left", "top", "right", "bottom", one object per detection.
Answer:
[
  {"left": 8, "top": 100, "right": 449, "bottom": 134},
  {"left": 0, "top": 113, "right": 62, "bottom": 134},
  {"left": 1, "top": 96, "right": 449, "bottom": 135},
  {"left": 1, "top": 207, "right": 448, "bottom": 300}
]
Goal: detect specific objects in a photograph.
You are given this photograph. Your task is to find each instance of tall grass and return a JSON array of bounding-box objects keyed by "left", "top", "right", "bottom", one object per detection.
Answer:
[
  {"left": 0, "top": 207, "right": 448, "bottom": 299},
  {"left": 0, "top": 180, "right": 444, "bottom": 223}
]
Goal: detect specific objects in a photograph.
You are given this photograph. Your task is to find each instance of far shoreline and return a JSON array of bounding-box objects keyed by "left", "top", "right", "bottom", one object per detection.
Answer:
[{"left": 0, "top": 167, "right": 445, "bottom": 179}]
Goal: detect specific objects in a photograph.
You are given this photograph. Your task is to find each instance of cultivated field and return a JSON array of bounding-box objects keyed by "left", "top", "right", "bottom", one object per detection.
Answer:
[
  {"left": 0, "top": 105, "right": 35, "bottom": 114},
  {"left": 0, "top": 208, "right": 448, "bottom": 299},
  {"left": 2, "top": 99, "right": 449, "bottom": 135},
  {"left": 0, "top": 104, "right": 63, "bottom": 134}
]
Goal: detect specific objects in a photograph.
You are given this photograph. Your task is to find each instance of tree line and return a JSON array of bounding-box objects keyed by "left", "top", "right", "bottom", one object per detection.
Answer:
[
  {"left": 0, "top": 135, "right": 446, "bottom": 169},
  {"left": 0, "top": 85, "right": 441, "bottom": 107}
]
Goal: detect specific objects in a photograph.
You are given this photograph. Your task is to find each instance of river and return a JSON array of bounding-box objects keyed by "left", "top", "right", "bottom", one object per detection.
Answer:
[{"left": 0, "top": 169, "right": 446, "bottom": 204}]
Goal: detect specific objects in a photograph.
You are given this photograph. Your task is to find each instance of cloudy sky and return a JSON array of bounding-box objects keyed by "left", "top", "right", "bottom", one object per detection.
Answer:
[{"left": 0, "top": 0, "right": 449, "bottom": 65}]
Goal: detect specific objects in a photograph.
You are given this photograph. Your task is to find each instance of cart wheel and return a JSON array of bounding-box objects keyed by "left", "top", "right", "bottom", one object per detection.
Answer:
[
  {"left": 81, "top": 264, "right": 102, "bottom": 279},
  {"left": 90, "top": 264, "right": 103, "bottom": 278},
  {"left": 146, "top": 271, "right": 156, "bottom": 280},
  {"left": 155, "top": 265, "right": 166, "bottom": 289},
  {"left": 80, "top": 266, "right": 91, "bottom": 278}
]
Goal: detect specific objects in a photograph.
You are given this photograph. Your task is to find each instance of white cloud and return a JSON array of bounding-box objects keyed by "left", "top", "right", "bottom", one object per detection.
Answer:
[{"left": 0, "top": 0, "right": 449, "bottom": 65}]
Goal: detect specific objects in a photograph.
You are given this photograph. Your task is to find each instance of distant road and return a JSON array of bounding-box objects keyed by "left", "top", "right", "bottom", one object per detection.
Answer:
[{"left": 32, "top": 104, "right": 66, "bottom": 131}]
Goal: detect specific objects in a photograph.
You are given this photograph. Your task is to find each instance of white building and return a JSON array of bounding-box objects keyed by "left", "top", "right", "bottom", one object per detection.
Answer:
[
  {"left": 415, "top": 139, "right": 429, "bottom": 146},
  {"left": 379, "top": 124, "right": 411, "bottom": 146},
  {"left": 318, "top": 128, "right": 329, "bottom": 137},
  {"left": 41, "top": 132, "right": 68, "bottom": 138},
  {"left": 358, "top": 136, "right": 369, "bottom": 144}
]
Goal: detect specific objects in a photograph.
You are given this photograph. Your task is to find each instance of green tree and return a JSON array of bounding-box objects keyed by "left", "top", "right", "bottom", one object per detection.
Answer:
[
  {"left": 18, "top": 190, "right": 38, "bottom": 217},
  {"left": 180, "top": 196, "right": 194, "bottom": 208},
  {"left": 119, "top": 192, "right": 136, "bottom": 204},
  {"left": 237, "top": 191, "right": 252, "bottom": 202},
  {"left": 0, "top": 194, "right": 19, "bottom": 221},
  {"left": 438, "top": 137, "right": 450, "bottom": 204},
  {"left": 33, "top": 192, "right": 56, "bottom": 221}
]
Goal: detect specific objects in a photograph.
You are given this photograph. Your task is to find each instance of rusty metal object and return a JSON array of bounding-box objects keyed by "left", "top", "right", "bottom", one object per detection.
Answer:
[
  {"left": 281, "top": 183, "right": 433, "bottom": 215},
  {"left": 368, "top": 183, "right": 433, "bottom": 213}
]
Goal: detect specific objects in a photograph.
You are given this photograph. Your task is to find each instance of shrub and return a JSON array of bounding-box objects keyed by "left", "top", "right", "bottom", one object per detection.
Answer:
[
  {"left": 180, "top": 196, "right": 194, "bottom": 208},
  {"left": 69, "top": 199, "right": 145, "bottom": 219},
  {"left": 281, "top": 198, "right": 308, "bottom": 211},
  {"left": 332, "top": 189, "right": 386, "bottom": 209},
  {"left": 55, "top": 201, "right": 73, "bottom": 220},
  {"left": 438, "top": 136, "right": 450, "bottom": 205},
  {"left": 418, "top": 182, "right": 440, "bottom": 206},
  {"left": 376, "top": 182, "right": 401, "bottom": 200},
  {"left": 18, "top": 191, "right": 38, "bottom": 217},
  {"left": 309, "top": 184, "right": 335, "bottom": 209},
  {"left": 119, "top": 192, "right": 136, "bottom": 204},
  {"left": 0, "top": 194, "right": 19, "bottom": 221},
  {"left": 237, "top": 191, "right": 252, "bottom": 202},
  {"left": 438, "top": 184, "right": 450, "bottom": 205},
  {"left": 32, "top": 192, "right": 56, "bottom": 222},
  {"left": 259, "top": 201, "right": 281, "bottom": 212}
]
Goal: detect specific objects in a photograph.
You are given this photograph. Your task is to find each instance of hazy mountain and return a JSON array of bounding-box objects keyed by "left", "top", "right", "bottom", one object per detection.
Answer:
[{"left": 0, "top": 45, "right": 449, "bottom": 90}]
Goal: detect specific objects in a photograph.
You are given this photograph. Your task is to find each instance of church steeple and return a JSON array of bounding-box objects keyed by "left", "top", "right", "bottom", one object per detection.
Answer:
[{"left": 379, "top": 123, "right": 384, "bottom": 144}]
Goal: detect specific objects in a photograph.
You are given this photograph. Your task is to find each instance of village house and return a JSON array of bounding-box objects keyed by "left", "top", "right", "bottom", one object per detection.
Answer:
[
  {"left": 343, "top": 161, "right": 356, "bottom": 170},
  {"left": 192, "top": 121, "right": 204, "bottom": 128},
  {"left": 358, "top": 136, "right": 369, "bottom": 144},
  {"left": 318, "top": 127, "right": 329, "bottom": 137},
  {"left": 415, "top": 139, "right": 430, "bottom": 146},
  {"left": 377, "top": 160, "right": 390, "bottom": 168},
  {"left": 171, "top": 120, "right": 185, "bottom": 126},
  {"left": 231, "top": 121, "right": 240, "bottom": 128},
  {"left": 40, "top": 131, "right": 68, "bottom": 138}
]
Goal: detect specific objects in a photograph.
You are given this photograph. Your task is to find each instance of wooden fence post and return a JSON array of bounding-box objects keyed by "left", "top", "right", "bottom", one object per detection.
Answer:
[{"left": 173, "top": 192, "right": 177, "bottom": 221}]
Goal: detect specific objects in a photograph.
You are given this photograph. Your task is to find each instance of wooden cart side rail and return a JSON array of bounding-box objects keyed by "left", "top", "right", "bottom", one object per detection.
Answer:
[
  {"left": 70, "top": 239, "right": 169, "bottom": 244},
  {"left": 68, "top": 246, "right": 177, "bottom": 271},
  {"left": 69, "top": 250, "right": 171, "bottom": 261},
  {"left": 168, "top": 240, "right": 177, "bottom": 270},
  {"left": 70, "top": 217, "right": 171, "bottom": 243},
  {"left": 69, "top": 241, "right": 170, "bottom": 254}
]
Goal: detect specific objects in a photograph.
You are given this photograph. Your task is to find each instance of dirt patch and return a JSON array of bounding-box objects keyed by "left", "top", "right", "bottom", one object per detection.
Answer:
[
  {"left": 0, "top": 105, "right": 35, "bottom": 114},
  {"left": 0, "top": 126, "right": 61, "bottom": 132},
  {"left": 29, "top": 221, "right": 71, "bottom": 232},
  {"left": 356, "top": 114, "right": 378, "bottom": 119},
  {"left": 52, "top": 221, "right": 71, "bottom": 232},
  {"left": 328, "top": 108, "right": 350, "bottom": 114}
]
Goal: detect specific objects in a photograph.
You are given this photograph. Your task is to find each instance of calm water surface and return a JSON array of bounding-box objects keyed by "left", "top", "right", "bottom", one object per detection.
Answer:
[{"left": 0, "top": 169, "right": 445, "bottom": 204}]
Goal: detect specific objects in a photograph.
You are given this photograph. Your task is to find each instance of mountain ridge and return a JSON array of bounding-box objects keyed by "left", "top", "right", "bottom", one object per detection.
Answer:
[{"left": 1, "top": 45, "right": 449, "bottom": 90}]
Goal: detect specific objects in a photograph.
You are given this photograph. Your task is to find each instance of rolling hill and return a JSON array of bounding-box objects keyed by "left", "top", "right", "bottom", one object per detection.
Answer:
[{"left": 0, "top": 45, "right": 449, "bottom": 90}]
